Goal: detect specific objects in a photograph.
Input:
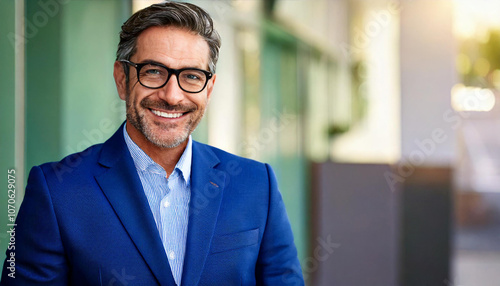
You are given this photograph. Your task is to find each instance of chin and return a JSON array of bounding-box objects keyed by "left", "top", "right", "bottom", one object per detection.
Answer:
[{"left": 146, "top": 131, "right": 190, "bottom": 149}]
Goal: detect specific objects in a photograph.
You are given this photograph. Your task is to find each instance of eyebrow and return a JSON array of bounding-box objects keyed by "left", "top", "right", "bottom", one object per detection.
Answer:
[{"left": 140, "top": 59, "right": 207, "bottom": 71}]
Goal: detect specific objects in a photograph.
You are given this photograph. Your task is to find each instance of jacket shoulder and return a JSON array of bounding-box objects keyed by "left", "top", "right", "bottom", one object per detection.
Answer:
[
  {"left": 37, "top": 143, "right": 105, "bottom": 183},
  {"left": 193, "top": 141, "right": 268, "bottom": 171}
]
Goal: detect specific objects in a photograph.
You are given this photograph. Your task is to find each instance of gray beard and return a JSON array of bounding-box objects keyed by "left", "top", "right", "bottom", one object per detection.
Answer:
[
  {"left": 125, "top": 88, "right": 203, "bottom": 149},
  {"left": 126, "top": 111, "right": 191, "bottom": 149}
]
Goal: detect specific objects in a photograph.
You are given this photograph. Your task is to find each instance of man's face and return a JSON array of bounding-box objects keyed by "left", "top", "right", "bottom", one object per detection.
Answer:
[{"left": 115, "top": 26, "right": 215, "bottom": 149}]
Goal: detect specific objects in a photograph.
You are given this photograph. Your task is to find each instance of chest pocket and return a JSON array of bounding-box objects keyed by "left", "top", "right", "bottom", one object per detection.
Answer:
[{"left": 210, "top": 228, "right": 259, "bottom": 254}]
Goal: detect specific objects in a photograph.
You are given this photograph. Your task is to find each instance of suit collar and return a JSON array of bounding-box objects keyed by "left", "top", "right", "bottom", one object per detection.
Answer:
[
  {"left": 122, "top": 124, "right": 193, "bottom": 184},
  {"left": 96, "top": 123, "right": 176, "bottom": 285},
  {"left": 97, "top": 122, "right": 128, "bottom": 168}
]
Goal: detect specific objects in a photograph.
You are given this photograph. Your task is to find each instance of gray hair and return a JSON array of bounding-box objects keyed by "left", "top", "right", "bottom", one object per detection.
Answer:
[{"left": 116, "top": 1, "right": 221, "bottom": 74}]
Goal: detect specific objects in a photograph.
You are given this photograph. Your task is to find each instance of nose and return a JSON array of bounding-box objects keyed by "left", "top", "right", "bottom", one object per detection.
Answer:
[{"left": 158, "top": 74, "right": 185, "bottom": 105}]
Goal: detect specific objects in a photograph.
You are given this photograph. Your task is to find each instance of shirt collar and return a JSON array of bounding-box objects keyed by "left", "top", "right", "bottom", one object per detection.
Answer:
[{"left": 123, "top": 124, "right": 192, "bottom": 184}]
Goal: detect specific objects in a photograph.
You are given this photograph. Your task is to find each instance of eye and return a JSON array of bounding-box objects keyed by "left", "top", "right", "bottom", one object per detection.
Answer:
[
  {"left": 140, "top": 64, "right": 167, "bottom": 78},
  {"left": 144, "top": 68, "right": 162, "bottom": 75},
  {"left": 186, "top": 73, "right": 200, "bottom": 80},
  {"left": 181, "top": 70, "right": 205, "bottom": 82}
]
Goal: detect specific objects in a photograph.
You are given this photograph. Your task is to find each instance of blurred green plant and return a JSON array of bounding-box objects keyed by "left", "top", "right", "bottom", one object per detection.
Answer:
[
  {"left": 327, "top": 124, "right": 350, "bottom": 138},
  {"left": 458, "top": 29, "right": 500, "bottom": 88}
]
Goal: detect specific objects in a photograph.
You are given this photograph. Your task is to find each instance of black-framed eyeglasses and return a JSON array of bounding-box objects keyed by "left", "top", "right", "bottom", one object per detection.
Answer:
[{"left": 120, "top": 60, "right": 213, "bottom": 93}]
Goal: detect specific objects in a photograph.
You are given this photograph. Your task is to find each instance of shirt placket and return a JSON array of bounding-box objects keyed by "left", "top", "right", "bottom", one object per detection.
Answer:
[{"left": 160, "top": 171, "right": 182, "bottom": 284}]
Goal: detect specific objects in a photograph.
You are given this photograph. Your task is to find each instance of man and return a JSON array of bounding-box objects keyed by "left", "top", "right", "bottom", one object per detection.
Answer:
[{"left": 1, "top": 1, "right": 303, "bottom": 285}]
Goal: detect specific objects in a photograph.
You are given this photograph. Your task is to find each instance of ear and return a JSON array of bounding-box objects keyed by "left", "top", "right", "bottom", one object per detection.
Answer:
[
  {"left": 113, "top": 61, "right": 127, "bottom": 101},
  {"left": 205, "top": 74, "right": 216, "bottom": 101}
]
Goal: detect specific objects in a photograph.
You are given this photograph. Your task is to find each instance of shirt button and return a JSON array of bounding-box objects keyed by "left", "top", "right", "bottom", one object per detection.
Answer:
[
  {"left": 168, "top": 251, "right": 175, "bottom": 260},
  {"left": 163, "top": 200, "right": 170, "bottom": 208}
]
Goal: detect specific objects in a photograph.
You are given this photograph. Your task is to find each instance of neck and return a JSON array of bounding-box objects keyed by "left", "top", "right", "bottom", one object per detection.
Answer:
[{"left": 125, "top": 121, "right": 187, "bottom": 176}]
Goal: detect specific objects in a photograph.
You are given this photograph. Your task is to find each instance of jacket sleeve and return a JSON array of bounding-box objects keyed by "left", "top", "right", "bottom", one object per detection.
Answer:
[
  {"left": 1, "top": 166, "right": 68, "bottom": 285},
  {"left": 255, "top": 164, "right": 304, "bottom": 285}
]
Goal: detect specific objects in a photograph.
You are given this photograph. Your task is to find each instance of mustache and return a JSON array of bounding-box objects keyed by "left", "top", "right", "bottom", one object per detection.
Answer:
[{"left": 140, "top": 98, "right": 196, "bottom": 113}]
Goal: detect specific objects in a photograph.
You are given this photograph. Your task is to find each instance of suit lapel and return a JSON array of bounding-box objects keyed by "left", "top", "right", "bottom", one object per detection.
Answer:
[
  {"left": 181, "top": 142, "right": 226, "bottom": 286},
  {"left": 95, "top": 125, "right": 176, "bottom": 285}
]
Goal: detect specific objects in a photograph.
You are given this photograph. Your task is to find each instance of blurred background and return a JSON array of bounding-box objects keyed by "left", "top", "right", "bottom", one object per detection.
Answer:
[{"left": 1, "top": 0, "right": 500, "bottom": 285}]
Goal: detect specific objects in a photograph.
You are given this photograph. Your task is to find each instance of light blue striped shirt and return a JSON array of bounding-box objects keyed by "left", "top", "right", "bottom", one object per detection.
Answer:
[{"left": 123, "top": 125, "right": 191, "bottom": 286}]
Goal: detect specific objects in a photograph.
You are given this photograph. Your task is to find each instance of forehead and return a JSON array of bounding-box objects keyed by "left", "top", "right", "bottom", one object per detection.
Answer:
[{"left": 133, "top": 26, "right": 210, "bottom": 69}]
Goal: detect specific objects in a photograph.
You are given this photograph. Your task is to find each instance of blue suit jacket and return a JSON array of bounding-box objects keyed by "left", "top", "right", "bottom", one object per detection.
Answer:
[{"left": 1, "top": 125, "right": 304, "bottom": 285}]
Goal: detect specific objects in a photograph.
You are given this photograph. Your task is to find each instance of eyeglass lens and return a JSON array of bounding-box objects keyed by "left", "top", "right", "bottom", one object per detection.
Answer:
[{"left": 139, "top": 64, "right": 207, "bottom": 92}]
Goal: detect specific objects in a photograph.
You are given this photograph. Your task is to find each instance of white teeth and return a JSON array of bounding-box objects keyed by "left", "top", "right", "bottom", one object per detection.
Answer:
[{"left": 151, "top": 109, "right": 184, "bottom": 119}]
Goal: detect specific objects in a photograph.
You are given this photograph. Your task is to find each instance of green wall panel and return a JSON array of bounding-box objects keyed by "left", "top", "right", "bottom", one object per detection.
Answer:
[
  {"left": 261, "top": 26, "right": 309, "bottom": 263},
  {"left": 25, "top": 0, "right": 129, "bottom": 173},
  {"left": 61, "top": 0, "right": 127, "bottom": 156},
  {"left": 25, "top": 0, "right": 63, "bottom": 175}
]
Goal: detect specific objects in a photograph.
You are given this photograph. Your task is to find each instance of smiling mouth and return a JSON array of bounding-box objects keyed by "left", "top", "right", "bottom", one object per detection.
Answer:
[{"left": 150, "top": 109, "right": 186, "bottom": 119}]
